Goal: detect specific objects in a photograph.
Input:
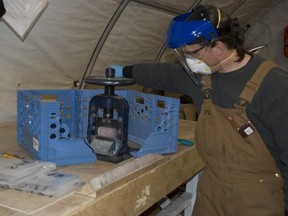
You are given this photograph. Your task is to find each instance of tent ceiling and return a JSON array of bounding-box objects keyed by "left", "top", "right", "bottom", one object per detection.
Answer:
[{"left": 130, "top": 0, "right": 282, "bottom": 25}]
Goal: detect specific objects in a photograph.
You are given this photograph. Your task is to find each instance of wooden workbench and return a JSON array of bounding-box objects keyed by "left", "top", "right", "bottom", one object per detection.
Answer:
[{"left": 0, "top": 120, "right": 204, "bottom": 216}]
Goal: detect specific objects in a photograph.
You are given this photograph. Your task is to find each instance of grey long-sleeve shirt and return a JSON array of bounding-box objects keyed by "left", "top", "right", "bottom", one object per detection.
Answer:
[{"left": 123, "top": 54, "right": 288, "bottom": 210}]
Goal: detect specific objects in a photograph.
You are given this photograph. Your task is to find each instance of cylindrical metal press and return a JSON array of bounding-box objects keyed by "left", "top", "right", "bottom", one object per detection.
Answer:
[{"left": 84, "top": 68, "right": 135, "bottom": 163}]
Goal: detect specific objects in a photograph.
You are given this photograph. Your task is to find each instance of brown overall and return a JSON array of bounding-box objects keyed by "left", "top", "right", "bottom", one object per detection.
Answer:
[{"left": 192, "top": 61, "right": 285, "bottom": 216}]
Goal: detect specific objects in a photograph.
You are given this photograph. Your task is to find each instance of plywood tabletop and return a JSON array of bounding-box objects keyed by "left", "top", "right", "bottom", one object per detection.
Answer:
[{"left": 0, "top": 120, "right": 204, "bottom": 216}]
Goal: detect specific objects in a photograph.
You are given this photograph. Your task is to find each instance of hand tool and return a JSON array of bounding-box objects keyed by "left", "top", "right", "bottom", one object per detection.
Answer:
[{"left": 178, "top": 139, "right": 194, "bottom": 146}]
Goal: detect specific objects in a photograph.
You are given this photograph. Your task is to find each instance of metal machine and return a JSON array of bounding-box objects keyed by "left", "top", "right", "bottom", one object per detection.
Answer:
[{"left": 84, "top": 68, "right": 135, "bottom": 163}]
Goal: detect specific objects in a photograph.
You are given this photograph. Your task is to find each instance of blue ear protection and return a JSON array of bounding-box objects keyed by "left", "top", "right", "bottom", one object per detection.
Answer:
[{"left": 167, "top": 11, "right": 218, "bottom": 49}]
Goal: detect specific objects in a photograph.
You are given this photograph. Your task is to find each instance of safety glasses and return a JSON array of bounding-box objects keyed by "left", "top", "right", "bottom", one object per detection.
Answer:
[{"left": 182, "top": 46, "right": 206, "bottom": 58}]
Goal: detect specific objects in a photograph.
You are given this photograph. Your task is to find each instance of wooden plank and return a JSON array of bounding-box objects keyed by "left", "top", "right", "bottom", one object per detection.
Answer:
[
  {"left": 93, "top": 154, "right": 169, "bottom": 198},
  {"left": 0, "top": 205, "right": 29, "bottom": 216},
  {"left": 32, "top": 194, "right": 95, "bottom": 216},
  {"left": 70, "top": 145, "right": 204, "bottom": 216}
]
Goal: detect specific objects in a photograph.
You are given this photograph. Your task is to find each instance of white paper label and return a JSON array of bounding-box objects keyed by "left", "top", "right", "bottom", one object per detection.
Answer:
[
  {"left": 244, "top": 126, "right": 253, "bottom": 135},
  {"left": 33, "top": 137, "right": 39, "bottom": 151}
]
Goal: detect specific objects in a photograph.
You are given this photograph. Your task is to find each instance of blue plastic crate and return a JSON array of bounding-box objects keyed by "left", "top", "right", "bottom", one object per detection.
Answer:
[{"left": 17, "top": 89, "right": 180, "bottom": 165}]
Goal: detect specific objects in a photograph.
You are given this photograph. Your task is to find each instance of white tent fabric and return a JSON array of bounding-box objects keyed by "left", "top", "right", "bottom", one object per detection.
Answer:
[
  {"left": 245, "top": 0, "right": 288, "bottom": 70},
  {"left": 0, "top": 0, "right": 286, "bottom": 121}
]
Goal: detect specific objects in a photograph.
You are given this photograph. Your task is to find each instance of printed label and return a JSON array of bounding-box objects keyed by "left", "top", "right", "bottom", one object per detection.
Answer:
[
  {"left": 33, "top": 137, "right": 39, "bottom": 151},
  {"left": 244, "top": 126, "right": 253, "bottom": 135}
]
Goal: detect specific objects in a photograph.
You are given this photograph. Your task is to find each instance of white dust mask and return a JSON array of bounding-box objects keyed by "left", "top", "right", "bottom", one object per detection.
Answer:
[{"left": 186, "top": 57, "right": 212, "bottom": 75}]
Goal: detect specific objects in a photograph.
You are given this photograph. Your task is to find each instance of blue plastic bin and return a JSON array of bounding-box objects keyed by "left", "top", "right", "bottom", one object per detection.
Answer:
[{"left": 17, "top": 89, "right": 180, "bottom": 165}]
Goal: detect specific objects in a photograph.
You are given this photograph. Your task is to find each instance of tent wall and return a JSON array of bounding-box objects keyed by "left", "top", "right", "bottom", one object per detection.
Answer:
[{"left": 245, "top": 0, "right": 288, "bottom": 70}]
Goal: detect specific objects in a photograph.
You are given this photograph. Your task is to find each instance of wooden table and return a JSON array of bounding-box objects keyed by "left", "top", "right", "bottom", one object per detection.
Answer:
[{"left": 0, "top": 120, "right": 204, "bottom": 216}]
